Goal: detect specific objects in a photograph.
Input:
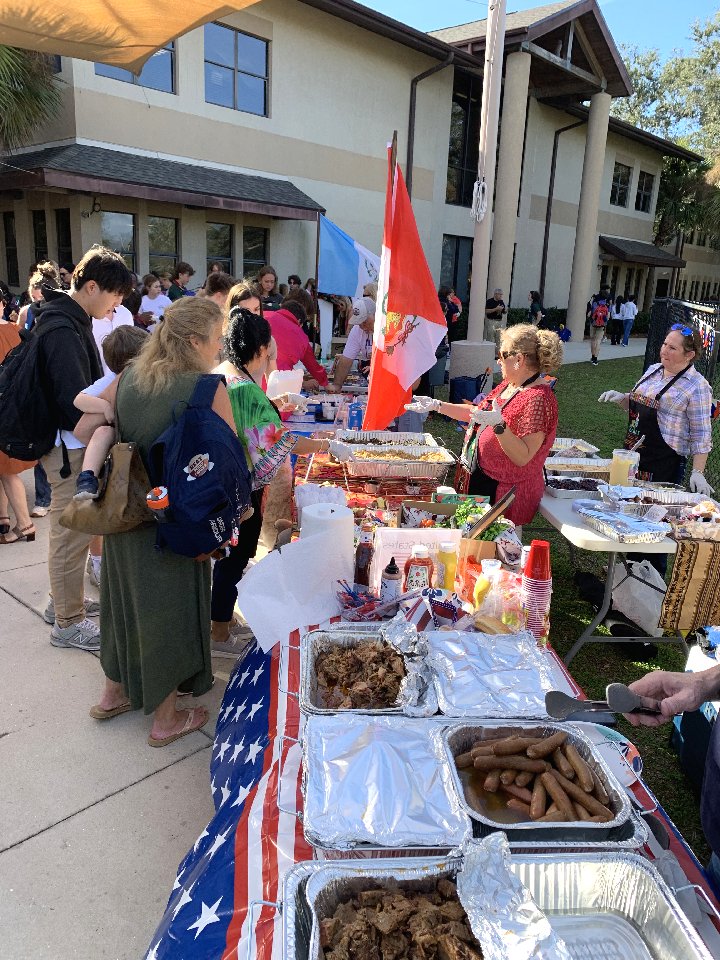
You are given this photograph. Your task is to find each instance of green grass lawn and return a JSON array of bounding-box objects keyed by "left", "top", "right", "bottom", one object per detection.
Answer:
[{"left": 426, "top": 356, "right": 710, "bottom": 862}]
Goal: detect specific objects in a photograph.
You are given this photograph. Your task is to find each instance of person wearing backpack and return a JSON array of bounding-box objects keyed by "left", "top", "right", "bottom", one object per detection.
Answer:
[
  {"left": 588, "top": 293, "right": 610, "bottom": 365},
  {"left": 0, "top": 246, "right": 134, "bottom": 652},
  {"left": 74, "top": 297, "right": 236, "bottom": 746}
]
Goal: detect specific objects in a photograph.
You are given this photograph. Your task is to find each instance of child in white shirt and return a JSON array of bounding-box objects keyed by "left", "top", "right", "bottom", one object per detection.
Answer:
[{"left": 74, "top": 326, "right": 149, "bottom": 500}]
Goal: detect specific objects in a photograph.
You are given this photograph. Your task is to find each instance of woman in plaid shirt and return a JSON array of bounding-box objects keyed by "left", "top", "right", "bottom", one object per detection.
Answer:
[{"left": 599, "top": 325, "right": 713, "bottom": 494}]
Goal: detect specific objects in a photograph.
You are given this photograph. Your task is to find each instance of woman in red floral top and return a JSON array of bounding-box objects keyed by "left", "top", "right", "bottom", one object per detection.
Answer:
[{"left": 415, "top": 325, "right": 562, "bottom": 527}]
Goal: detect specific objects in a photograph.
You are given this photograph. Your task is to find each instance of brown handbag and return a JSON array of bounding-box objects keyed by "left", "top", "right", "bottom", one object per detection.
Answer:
[{"left": 59, "top": 376, "right": 155, "bottom": 535}]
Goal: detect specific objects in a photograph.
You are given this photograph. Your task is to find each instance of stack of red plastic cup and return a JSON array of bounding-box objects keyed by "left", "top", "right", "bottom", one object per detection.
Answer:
[{"left": 522, "top": 539, "right": 552, "bottom": 644}]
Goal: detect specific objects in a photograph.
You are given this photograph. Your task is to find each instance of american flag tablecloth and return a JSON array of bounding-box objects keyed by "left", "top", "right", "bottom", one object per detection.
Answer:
[{"left": 146, "top": 633, "right": 311, "bottom": 960}]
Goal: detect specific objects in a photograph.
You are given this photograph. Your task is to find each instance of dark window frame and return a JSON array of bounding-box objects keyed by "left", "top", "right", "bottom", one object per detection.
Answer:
[
  {"left": 147, "top": 215, "right": 179, "bottom": 275},
  {"left": 100, "top": 210, "right": 137, "bottom": 273},
  {"left": 2, "top": 212, "right": 19, "bottom": 287},
  {"left": 610, "top": 162, "right": 632, "bottom": 207},
  {"left": 440, "top": 233, "right": 473, "bottom": 305},
  {"left": 204, "top": 22, "right": 269, "bottom": 117},
  {"left": 95, "top": 42, "right": 176, "bottom": 94},
  {"left": 32, "top": 209, "right": 48, "bottom": 263},
  {"left": 445, "top": 70, "right": 482, "bottom": 208},
  {"left": 206, "top": 221, "right": 234, "bottom": 276},
  {"left": 55, "top": 208, "right": 72, "bottom": 269},
  {"left": 242, "top": 225, "right": 268, "bottom": 276},
  {"left": 634, "top": 170, "right": 655, "bottom": 213}
]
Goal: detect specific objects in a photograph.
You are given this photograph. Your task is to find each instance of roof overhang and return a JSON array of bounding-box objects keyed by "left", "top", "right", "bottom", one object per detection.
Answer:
[
  {"left": 0, "top": 145, "right": 325, "bottom": 220},
  {"left": 563, "top": 106, "right": 704, "bottom": 163},
  {"left": 599, "top": 235, "right": 686, "bottom": 268}
]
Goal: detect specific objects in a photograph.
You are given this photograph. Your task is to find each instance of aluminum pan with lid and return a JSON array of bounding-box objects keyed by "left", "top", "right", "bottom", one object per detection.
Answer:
[
  {"left": 441, "top": 720, "right": 631, "bottom": 838},
  {"left": 302, "top": 713, "right": 471, "bottom": 851}
]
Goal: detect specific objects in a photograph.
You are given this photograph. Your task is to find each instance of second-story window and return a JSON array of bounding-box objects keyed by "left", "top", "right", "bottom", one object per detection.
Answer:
[
  {"left": 446, "top": 70, "right": 481, "bottom": 207},
  {"left": 634, "top": 170, "right": 655, "bottom": 213},
  {"left": 610, "top": 162, "right": 632, "bottom": 207},
  {"left": 204, "top": 22, "right": 269, "bottom": 117},
  {"left": 95, "top": 42, "right": 175, "bottom": 93}
]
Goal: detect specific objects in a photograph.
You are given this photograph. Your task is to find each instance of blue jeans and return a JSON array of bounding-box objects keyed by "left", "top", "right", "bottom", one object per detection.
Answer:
[
  {"left": 34, "top": 462, "right": 52, "bottom": 508},
  {"left": 622, "top": 318, "right": 634, "bottom": 346},
  {"left": 707, "top": 852, "right": 720, "bottom": 896}
]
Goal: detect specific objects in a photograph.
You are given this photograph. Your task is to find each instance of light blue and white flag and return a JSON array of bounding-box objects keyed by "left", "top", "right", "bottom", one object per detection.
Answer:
[{"left": 317, "top": 215, "right": 380, "bottom": 297}]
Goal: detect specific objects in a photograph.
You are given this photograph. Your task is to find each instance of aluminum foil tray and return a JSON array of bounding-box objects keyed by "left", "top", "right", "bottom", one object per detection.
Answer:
[
  {"left": 545, "top": 456, "right": 612, "bottom": 474},
  {"left": 299, "top": 627, "right": 438, "bottom": 717},
  {"left": 545, "top": 476, "right": 603, "bottom": 500},
  {"left": 302, "top": 714, "right": 471, "bottom": 851},
  {"left": 572, "top": 500, "right": 671, "bottom": 542},
  {"left": 330, "top": 442, "right": 455, "bottom": 479},
  {"left": 425, "top": 630, "right": 557, "bottom": 718},
  {"left": 334, "top": 430, "right": 439, "bottom": 446},
  {"left": 442, "top": 721, "right": 631, "bottom": 840},
  {"left": 551, "top": 437, "right": 600, "bottom": 455},
  {"left": 282, "top": 850, "right": 713, "bottom": 960}
]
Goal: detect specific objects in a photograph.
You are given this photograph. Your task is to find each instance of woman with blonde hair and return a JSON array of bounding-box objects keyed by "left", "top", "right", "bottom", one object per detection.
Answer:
[
  {"left": 75, "top": 297, "right": 234, "bottom": 746},
  {"left": 17, "top": 261, "right": 61, "bottom": 330},
  {"left": 407, "top": 324, "right": 563, "bottom": 526}
]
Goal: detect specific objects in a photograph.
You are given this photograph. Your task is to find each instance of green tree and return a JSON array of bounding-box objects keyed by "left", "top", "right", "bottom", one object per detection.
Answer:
[{"left": 0, "top": 46, "right": 62, "bottom": 151}]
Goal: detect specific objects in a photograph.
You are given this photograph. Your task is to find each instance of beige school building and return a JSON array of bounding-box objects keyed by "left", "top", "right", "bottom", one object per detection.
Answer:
[{"left": 1, "top": 0, "right": 717, "bottom": 341}]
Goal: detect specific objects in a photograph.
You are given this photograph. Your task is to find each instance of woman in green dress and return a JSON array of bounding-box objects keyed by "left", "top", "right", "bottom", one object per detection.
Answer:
[
  {"left": 78, "top": 297, "right": 235, "bottom": 747},
  {"left": 209, "top": 307, "right": 330, "bottom": 652}
]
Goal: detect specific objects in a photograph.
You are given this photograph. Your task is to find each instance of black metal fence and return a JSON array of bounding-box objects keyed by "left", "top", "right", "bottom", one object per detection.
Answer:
[{"left": 644, "top": 298, "right": 720, "bottom": 489}]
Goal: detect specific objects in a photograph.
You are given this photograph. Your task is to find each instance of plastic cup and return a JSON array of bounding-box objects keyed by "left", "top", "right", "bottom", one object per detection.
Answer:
[{"left": 525, "top": 540, "right": 551, "bottom": 580}]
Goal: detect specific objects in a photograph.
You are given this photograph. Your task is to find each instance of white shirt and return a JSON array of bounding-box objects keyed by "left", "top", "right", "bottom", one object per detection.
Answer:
[
  {"left": 92, "top": 305, "right": 134, "bottom": 376},
  {"left": 140, "top": 293, "right": 172, "bottom": 321},
  {"left": 342, "top": 324, "right": 373, "bottom": 362},
  {"left": 620, "top": 301, "right": 638, "bottom": 321},
  {"left": 57, "top": 372, "right": 116, "bottom": 450}
]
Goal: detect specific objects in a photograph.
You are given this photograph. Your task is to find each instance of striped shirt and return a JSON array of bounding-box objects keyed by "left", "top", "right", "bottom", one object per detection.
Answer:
[{"left": 633, "top": 363, "right": 712, "bottom": 456}]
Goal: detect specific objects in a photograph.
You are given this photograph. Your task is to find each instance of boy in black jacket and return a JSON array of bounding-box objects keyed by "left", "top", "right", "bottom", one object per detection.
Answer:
[{"left": 38, "top": 246, "right": 133, "bottom": 652}]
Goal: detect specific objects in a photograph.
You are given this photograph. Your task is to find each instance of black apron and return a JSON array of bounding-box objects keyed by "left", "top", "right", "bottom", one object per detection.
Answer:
[{"left": 625, "top": 364, "right": 691, "bottom": 484}]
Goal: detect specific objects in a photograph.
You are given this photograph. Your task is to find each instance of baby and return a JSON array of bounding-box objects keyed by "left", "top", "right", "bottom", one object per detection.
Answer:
[{"left": 74, "top": 325, "right": 149, "bottom": 500}]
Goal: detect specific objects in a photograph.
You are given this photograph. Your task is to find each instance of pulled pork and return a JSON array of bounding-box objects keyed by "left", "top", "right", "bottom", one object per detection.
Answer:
[{"left": 315, "top": 640, "right": 406, "bottom": 710}]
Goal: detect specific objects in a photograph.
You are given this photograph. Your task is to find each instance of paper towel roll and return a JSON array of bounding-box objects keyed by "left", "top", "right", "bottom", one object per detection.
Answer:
[{"left": 300, "top": 502, "right": 355, "bottom": 568}]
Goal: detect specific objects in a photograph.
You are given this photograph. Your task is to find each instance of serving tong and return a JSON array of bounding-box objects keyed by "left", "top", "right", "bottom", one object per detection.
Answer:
[{"left": 546, "top": 683, "right": 663, "bottom": 720}]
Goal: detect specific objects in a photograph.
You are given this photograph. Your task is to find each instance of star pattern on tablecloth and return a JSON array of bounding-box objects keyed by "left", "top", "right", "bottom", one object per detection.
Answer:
[
  {"left": 172, "top": 881, "right": 196, "bottom": 919},
  {"left": 245, "top": 739, "right": 263, "bottom": 764},
  {"left": 216, "top": 738, "right": 231, "bottom": 761},
  {"left": 230, "top": 738, "right": 246, "bottom": 764},
  {"left": 187, "top": 897, "right": 222, "bottom": 939},
  {"left": 251, "top": 666, "right": 264, "bottom": 685},
  {"left": 231, "top": 783, "right": 251, "bottom": 809},
  {"left": 247, "top": 699, "right": 264, "bottom": 721},
  {"left": 206, "top": 824, "right": 232, "bottom": 861}
]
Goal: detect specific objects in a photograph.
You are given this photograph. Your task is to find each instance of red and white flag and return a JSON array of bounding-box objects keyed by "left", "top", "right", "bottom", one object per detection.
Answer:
[{"left": 363, "top": 147, "right": 448, "bottom": 430}]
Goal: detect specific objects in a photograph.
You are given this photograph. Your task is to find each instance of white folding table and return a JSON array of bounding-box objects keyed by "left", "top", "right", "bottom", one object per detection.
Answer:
[{"left": 539, "top": 494, "right": 689, "bottom": 666}]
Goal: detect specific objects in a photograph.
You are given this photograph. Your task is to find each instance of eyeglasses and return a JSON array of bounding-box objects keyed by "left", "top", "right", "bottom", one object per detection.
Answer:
[
  {"left": 499, "top": 350, "right": 519, "bottom": 360},
  {"left": 671, "top": 323, "right": 693, "bottom": 337}
]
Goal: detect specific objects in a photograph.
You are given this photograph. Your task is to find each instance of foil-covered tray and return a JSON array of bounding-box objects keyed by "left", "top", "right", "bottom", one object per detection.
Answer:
[
  {"left": 442, "top": 721, "right": 631, "bottom": 840},
  {"left": 334, "top": 430, "right": 439, "bottom": 446},
  {"left": 330, "top": 442, "right": 455, "bottom": 479},
  {"left": 545, "top": 456, "right": 612, "bottom": 474},
  {"left": 302, "top": 714, "right": 471, "bottom": 851},
  {"left": 283, "top": 850, "right": 714, "bottom": 960},
  {"left": 572, "top": 499, "right": 671, "bottom": 542},
  {"left": 551, "top": 437, "right": 601, "bottom": 455},
  {"left": 299, "top": 626, "right": 438, "bottom": 717},
  {"left": 426, "top": 630, "right": 557, "bottom": 718}
]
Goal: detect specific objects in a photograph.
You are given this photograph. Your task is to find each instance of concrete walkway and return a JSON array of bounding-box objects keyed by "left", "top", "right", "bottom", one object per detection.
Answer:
[
  {"left": 0, "top": 477, "right": 230, "bottom": 960},
  {"left": 561, "top": 335, "right": 647, "bottom": 365}
]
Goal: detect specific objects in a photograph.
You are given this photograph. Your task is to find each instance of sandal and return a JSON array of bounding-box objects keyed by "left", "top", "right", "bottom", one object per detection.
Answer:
[
  {"left": 89, "top": 701, "right": 133, "bottom": 720},
  {"left": 0, "top": 516, "right": 9, "bottom": 535},
  {"left": 0, "top": 524, "right": 36, "bottom": 544},
  {"left": 147, "top": 706, "right": 209, "bottom": 747}
]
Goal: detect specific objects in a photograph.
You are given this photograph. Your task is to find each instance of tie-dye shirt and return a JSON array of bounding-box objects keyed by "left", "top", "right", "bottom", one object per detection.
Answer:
[{"left": 227, "top": 378, "right": 296, "bottom": 489}]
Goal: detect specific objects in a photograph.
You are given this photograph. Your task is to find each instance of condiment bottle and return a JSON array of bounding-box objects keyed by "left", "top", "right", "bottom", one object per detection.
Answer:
[
  {"left": 479, "top": 558, "right": 502, "bottom": 618},
  {"left": 437, "top": 541, "right": 458, "bottom": 592},
  {"left": 403, "top": 545, "right": 434, "bottom": 592},
  {"left": 380, "top": 556, "right": 402, "bottom": 611},
  {"left": 353, "top": 520, "right": 375, "bottom": 593}
]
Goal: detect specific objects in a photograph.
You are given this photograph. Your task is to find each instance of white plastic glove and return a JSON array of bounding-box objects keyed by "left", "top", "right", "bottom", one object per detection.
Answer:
[
  {"left": 285, "top": 392, "right": 308, "bottom": 412},
  {"left": 598, "top": 390, "right": 626, "bottom": 404},
  {"left": 471, "top": 400, "right": 504, "bottom": 429},
  {"left": 690, "top": 469, "right": 715, "bottom": 496},
  {"left": 404, "top": 395, "right": 441, "bottom": 413}
]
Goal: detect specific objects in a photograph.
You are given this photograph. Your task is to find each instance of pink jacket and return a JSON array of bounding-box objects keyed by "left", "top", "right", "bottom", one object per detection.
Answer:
[{"left": 266, "top": 308, "right": 328, "bottom": 387}]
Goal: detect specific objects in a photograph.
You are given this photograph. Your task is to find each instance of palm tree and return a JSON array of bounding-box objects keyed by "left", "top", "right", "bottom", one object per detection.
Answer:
[{"left": 0, "top": 46, "right": 63, "bottom": 152}]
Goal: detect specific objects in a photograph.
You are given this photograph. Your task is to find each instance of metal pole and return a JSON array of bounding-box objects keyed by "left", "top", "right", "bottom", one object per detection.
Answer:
[{"left": 466, "top": 0, "right": 506, "bottom": 342}]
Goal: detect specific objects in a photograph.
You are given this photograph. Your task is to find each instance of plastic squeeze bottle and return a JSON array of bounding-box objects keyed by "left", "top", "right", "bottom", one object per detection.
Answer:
[
  {"left": 380, "top": 556, "right": 403, "bottom": 611},
  {"left": 437, "top": 541, "right": 458, "bottom": 591},
  {"left": 353, "top": 521, "right": 375, "bottom": 593},
  {"left": 403, "top": 545, "right": 434, "bottom": 591}
]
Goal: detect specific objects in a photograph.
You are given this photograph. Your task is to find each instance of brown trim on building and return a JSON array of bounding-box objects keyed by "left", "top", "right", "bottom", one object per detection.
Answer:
[{"left": 599, "top": 235, "right": 686, "bottom": 268}]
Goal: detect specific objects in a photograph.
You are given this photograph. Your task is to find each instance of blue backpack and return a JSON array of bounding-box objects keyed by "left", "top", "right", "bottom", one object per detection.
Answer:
[{"left": 148, "top": 374, "right": 252, "bottom": 558}]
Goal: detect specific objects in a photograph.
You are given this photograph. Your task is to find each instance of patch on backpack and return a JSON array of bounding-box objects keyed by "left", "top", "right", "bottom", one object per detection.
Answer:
[{"left": 184, "top": 453, "right": 214, "bottom": 481}]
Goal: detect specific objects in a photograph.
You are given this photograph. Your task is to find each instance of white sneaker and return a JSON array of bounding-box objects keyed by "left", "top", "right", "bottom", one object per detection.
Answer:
[
  {"left": 31, "top": 505, "right": 49, "bottom": 518},
  {"left": 50, "top": 618, "right": 100, "bottom": 652},
  {"left": 43, "top": 596, "right": 100, "bottom": 624}
]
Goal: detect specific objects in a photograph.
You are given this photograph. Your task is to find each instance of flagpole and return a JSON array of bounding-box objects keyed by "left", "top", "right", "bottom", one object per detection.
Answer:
[
  {"left": 389, "top": 130, "right": 398, "bottom": 187},
  {"left": 466, "top": 0, "right": 506, "bottom": 341}
]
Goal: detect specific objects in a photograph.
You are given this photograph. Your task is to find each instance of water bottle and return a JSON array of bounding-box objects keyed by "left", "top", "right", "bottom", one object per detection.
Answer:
[
  {"left": 146, "top": 485, "right": 170, "bottom": 521},
  {"left": 347, "top": 401, "right": 363, "bottom": 430}
]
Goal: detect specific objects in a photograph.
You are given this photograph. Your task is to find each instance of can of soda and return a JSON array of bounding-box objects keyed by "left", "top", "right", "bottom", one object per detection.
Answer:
[{"left": 347, "top": 401, "right": 363, "bottom": 430}]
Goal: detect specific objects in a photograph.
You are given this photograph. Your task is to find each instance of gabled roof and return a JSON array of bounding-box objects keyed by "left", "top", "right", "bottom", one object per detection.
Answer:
[
  {"left": 0, "top": 143, "right": 324, "bottom": 219},
  {"left": 430, "top": 0, "right": 632, "bottom": 99}
]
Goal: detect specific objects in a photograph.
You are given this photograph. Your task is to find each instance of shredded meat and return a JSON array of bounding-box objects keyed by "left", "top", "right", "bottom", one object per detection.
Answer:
[
  {"left": 315, "top": 640, "right": 406, "bottom": 710},
  {"left": 322, "top": 881, "right": 483, "bottom": 960}
]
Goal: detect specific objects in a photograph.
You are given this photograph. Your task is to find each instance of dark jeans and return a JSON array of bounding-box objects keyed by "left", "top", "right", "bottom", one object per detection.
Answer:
[
  {"left": 211, "top": 491, "right": 263, "bottom": 622},
  {"left": 34, "top": 462, "right": 52, "bottom": 508},
  {"left": 609, "top": 318, "right": 622, "bottom": 345}
]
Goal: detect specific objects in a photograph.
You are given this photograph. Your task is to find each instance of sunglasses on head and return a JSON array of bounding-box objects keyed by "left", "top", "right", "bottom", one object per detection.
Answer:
[
  {"left": 499, "top": 350, "right": 520, "bottom": 360},
  {"left": 671, "top": 323, "right": 693, "bottom": 337}
]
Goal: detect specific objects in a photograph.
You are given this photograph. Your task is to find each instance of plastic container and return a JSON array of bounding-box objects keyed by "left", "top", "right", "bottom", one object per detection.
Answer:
[
  {"left": 266, "top": 368, "right": 304, "bottom": 400},
  {"left": 146, "top": 485, "right": 169, "bottom": 521},
  {"left": 437, "top": 542, "right": 458, "bottom": 591},
  {"left": 478, "top": 558, "right": 502, "bottom": 618},
  {"left": 380, "top": 557, "right": 402, "bottom": 610},
  {"left": 609, "top": 449, "right": 640, "bottom": 486}
]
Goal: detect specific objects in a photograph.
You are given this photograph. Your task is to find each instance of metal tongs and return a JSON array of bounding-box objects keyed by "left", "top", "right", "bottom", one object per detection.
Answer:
[{"left": 546, "top": 683, "right": 663, "bottom": 720}]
